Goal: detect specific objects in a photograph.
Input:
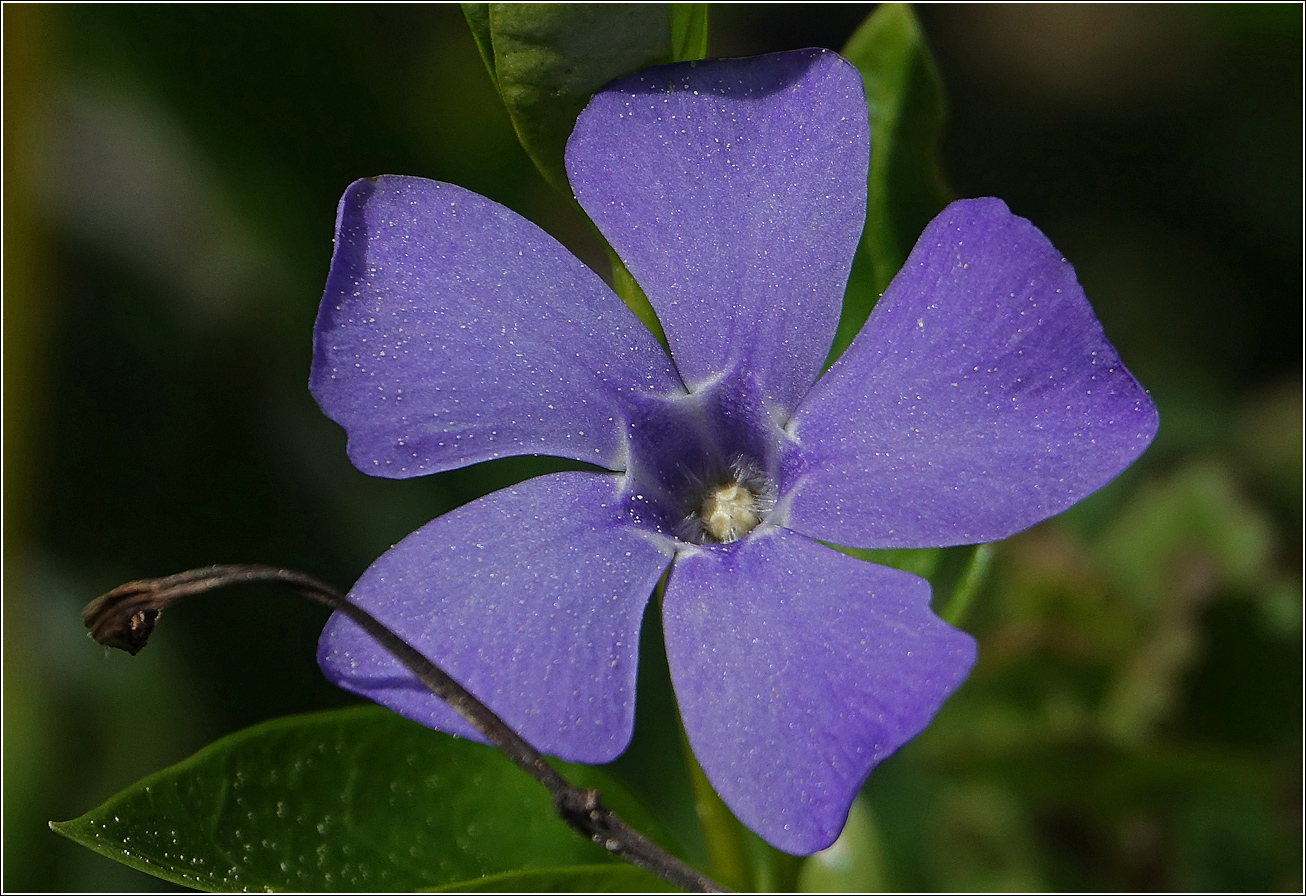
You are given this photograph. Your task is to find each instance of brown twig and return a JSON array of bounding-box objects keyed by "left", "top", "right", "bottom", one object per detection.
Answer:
[{"left": 83, "top": 564, "right": 726, "bottom": 893}]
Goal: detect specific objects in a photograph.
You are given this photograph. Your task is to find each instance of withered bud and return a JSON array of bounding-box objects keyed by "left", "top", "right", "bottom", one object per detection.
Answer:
[{"left": 82, "top": 581, "right": 171, "bottom": 655}]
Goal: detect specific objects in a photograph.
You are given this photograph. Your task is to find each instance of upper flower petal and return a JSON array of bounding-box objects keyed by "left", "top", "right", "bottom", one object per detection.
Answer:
[
  {"left": 567, "top": 49, "right": 868, "bottom": 415},
  {"left": 318, "top": 471, "right": 674, "bottom": 763},
  {"left": 311, "top": 175, "right": 682, "bottom": 478},
  {"left": 784, "top": 198, "right": 1159, "bottom": 549},
  {"left": 662, "top": 529, "right": 975, "bottom": 854}
]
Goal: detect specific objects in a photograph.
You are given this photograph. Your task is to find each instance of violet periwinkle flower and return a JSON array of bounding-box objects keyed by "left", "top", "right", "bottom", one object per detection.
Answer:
[{"left": 310, "top": 49, "right": 1158, "bottom": 854}]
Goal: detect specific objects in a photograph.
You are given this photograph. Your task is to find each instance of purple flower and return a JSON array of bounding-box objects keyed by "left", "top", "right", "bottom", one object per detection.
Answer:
[{"left": 310, "top": 49, "right": 1158, "bottom": 854}]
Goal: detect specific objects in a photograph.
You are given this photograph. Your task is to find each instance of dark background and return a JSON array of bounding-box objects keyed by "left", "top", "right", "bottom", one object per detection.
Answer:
[{"left": 4, "top": 4, "right": 1300, "bottom": 890}]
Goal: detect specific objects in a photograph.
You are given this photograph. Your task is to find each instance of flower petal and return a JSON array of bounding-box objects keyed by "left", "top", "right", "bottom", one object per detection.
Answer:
[
  {"left": 311, "top": 175, "right": 682, "bottom": 478},
  {"left": 567, "top": 49, "right": 868, "bottom": 414},
  {"left": 662, "top": 530, "right": 975, "bottom": 854},
  {"left": 784, "top": 198, "right": 1159, "bottom": 549},
  {"left": 318, "top": 471, "right": 674, "bottom": 763}
]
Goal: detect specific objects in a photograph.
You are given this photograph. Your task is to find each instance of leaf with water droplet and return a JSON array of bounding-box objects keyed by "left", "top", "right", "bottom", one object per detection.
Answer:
[{"left": 52, "top": 706, "right": 679, "bottom": 890}]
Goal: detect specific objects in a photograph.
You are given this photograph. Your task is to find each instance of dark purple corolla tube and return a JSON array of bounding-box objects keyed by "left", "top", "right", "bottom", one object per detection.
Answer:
[{"left": 309, "top": 49, "right": 1158, "bottom": 854}]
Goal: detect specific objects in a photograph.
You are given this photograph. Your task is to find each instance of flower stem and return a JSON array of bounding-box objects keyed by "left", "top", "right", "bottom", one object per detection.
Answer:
[
  {"left": 940, "top": 543, "right": 992, "bottom": 626},
  {"left": 679, "top": 720, "right": 756, "bottom": 891},
  {"left": 758, "top": 847, "right": 804, "bottom": 893}
]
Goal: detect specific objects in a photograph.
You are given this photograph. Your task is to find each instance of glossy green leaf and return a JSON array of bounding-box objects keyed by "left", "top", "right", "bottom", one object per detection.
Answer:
[
  {"left": 427, "top": 863, "right": 677, "bottom": 892},
  {"left": 831, "top": 3, "right": 951, "bottom": 362},
  {"left": 484, "top": 4, "right": 682, "bottom": 194},
  {"left": 51, "top": 706, "right": 676, "bottom": 892}
]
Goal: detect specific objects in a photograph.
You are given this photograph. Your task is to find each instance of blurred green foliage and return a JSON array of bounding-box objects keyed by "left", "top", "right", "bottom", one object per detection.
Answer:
[{"left": 4, "top": 3, "right": 1300, "bottom": 891}]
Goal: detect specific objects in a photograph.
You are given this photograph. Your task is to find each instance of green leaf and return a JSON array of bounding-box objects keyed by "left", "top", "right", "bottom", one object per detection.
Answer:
[
  {"left": 51, "top": 706, "right": 677, "bottom": 892},
  {"left": 669, "top": 4, "right": 710, "bottom": 62},
  {"left": 608, "top": 246, "right": 670, "bottom": 351},
  {"left": 831, "top": 3, "right": 951, "bottom": 362},
  {"left": 461, "top": 4, "right": 496, "bottom": 83},
  {"left": 427, "top": 863, "right": 677, "bottom": 892},
  {"left": 486, "top": 4, "right": 681, "bottom": 194}
]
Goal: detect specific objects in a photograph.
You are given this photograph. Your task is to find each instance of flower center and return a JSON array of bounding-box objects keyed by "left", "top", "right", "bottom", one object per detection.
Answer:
[
  {"left": 698, "top": 483, "right": 762, "bottom": 543},
  {"left": 676, "top": 457, "right": 777, "bottom": 545}
]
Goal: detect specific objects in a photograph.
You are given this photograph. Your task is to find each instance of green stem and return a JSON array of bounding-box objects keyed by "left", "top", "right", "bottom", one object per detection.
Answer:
[
  {"left": 941, "top": 543, "right": 992, "bottom": 627},
  {"left": 678, "top": 735, "right": 805, "bottom": 892},
  {"left": 680, "top": 725, "right": 756, "bottom": 892},
  {"left": 650, "top": 576, "right": 755, "bottom": 890},
  {"left": 760, "top": 848, "right": 804, "bottom": 893}
]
